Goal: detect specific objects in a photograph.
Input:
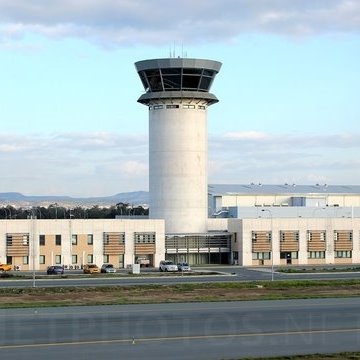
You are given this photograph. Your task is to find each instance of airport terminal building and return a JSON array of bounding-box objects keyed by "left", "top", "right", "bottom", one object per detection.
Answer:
[
  {"left": 1, "top": 57, "right": 359, "bottom": 270},
  {"left": 1, "top": 183, "right": 360, "bottom": 270}
]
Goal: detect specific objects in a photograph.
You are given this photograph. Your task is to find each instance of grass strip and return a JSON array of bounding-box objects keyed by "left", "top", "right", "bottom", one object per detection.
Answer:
[
  {"left": 240, "top": 351, "right": 360, "bottom": 359},
  {"left": 1, "top": 279, "right": 360, "bottom": 308},
  {"left": 278, "top": 266, "right": 360, "bottom": 273}
]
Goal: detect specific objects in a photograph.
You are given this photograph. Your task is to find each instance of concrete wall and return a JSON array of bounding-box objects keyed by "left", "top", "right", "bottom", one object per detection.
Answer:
[{"left": 149, "top": 101, "right": 208, "bottom": 234}]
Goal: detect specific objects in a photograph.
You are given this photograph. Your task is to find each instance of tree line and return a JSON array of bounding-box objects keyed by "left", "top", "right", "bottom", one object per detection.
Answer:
[{"left": 0, "top": 203, "right": 148, "bottom": 219}]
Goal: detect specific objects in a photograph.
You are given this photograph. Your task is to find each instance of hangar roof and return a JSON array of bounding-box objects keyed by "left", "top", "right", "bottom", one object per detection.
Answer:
[{"left": 208, "top": 184, "right": 360, "bottom": 196}]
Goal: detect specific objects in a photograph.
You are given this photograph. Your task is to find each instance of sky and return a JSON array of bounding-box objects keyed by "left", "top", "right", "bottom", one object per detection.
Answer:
[{"left": 0, "top": 0, "right": 359, "bottom": 197}]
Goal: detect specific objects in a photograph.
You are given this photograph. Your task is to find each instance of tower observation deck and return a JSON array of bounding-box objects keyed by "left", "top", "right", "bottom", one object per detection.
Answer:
[{"left": 135, "top": 58, "right": 222, "bottom": 234}]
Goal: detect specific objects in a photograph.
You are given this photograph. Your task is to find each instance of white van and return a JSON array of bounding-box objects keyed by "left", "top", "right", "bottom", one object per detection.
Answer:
[{"left": 159, "top": 260, "right": 178, "bottom": 272}]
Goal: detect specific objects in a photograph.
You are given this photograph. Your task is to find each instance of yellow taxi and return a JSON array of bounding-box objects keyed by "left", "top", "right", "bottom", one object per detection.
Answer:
[
  {"left": 83, "top": 264, "right": 100, "bottom": 274},
  {"left": 0, "top": 263, "right": 12, "bottom": 272}
]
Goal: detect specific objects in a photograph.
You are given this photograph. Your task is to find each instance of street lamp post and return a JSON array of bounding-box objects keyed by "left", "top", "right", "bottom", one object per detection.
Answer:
[
  {"left": 29, "top": 211, "right": 36, "bottom": 288},
  {"left": 69, "top": 209, "right": 73, "bottom": 268},
  {"left": 30, "top": 207, "right": 44, "bottom": 287},
  {"left": 261, "top": 209, "right": 274, "bottom": 281}
]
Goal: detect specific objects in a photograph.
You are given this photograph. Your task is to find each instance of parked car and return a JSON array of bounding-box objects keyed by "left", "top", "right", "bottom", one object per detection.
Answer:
[
  {"left": 101, "top": 264, "right": 116, "bottom": 273},
  {"left": 177, "top": 262, "right": 191, "bottom": 271},
  {"left": 47, "top": 265, "right": 64, "bottom": 275},
  {"left": 159, "top": 260, "right": 178, "bottom": 272},
  {"left": 83, "top": 264, "right": 100, "bottom": 274},
  {"left": 0, "top": 263, "right": 12, "bottom": 272}
]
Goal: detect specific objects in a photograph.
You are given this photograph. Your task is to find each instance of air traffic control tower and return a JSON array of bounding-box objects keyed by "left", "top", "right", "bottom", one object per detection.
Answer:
[{"left": 135, "top": 58, "right": 222, "bottom": 234}]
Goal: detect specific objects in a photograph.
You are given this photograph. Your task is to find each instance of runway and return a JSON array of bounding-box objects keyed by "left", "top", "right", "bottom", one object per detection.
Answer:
[{"left": 1, "top": 298, "right": 360, "bottom": 359}]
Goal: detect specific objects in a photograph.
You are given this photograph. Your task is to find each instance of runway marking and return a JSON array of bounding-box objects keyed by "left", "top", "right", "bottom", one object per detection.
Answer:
[{"left": 1, "top": 327, "right": 360, "bottom": 350}]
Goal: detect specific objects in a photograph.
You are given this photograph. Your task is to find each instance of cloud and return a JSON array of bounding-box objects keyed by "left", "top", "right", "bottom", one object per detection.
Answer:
[
  {"left": 0, "top": 130, "right": 359, "bottom": 196},
  {"left": 0, "top": 143, "right": 26, "bottom": 152},
  {"left": 0, "top": 132, "right": 148, "bottom": 155},
  {"left": 0, "top": 132, "right": 148, "bottom": 196},
  {"left": 52, "top": 132, "right": 148, "bottom": 153},
  {"left": 211, "top": 131, "right": 360, "bottom": 153},
  {"left": 97, "top": 160, "right": 148, "bottom": 176},
  {"left": 223, "top": 131, "right": 270, "bottom": 141},
  {"left": 209, "top": 131, "right": 360, "bottom": 185},
  {"left": 0, "top": 0, "right": 359, "bottom": 47}
]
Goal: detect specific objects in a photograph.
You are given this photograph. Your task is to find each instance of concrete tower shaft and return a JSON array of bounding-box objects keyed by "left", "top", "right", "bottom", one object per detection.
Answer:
[{"left": 135, "top": 58, "right": 222, "bottom": 234}]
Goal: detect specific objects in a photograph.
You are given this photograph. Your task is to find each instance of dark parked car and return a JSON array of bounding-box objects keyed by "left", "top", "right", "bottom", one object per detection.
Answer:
[
  {"left": 47, "top": 265, "right": 64, "bottom": 275},
  {"left": 101, "top": 264, "right": 116, "bottom": 273}
]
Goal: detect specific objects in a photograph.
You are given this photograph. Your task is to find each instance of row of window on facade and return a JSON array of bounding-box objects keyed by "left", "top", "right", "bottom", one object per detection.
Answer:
[
  {"left": 6, "top": 232, "right": 156, "bottom": 247},
  {"left": 252, "top": 250, "right": 353, "bottom": 260},
  {"left": 150, "top": 104, "right": 206, "bottom": 110},
  {"left": 251, "top": 230, "right": 353, "bottom": 242},
  {"left": 140, "top": 68, "right": 215, "bottom": 92},
  {"left": 251, "top": 229, "right": 354, "bottom": 262}
]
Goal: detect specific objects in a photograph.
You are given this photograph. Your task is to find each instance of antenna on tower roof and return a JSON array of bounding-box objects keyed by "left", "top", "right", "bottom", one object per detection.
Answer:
[{"left": 168, "top": 42, "right": 188, "bottom": 58}]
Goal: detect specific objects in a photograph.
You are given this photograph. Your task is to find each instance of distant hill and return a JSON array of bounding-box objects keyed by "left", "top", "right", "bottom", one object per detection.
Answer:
[
  {"left": 89, "top": 191, "right": 149, "bottom": 205},
  {"left": 0, "top": 191, "right": 149, "bottom": 208}
]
